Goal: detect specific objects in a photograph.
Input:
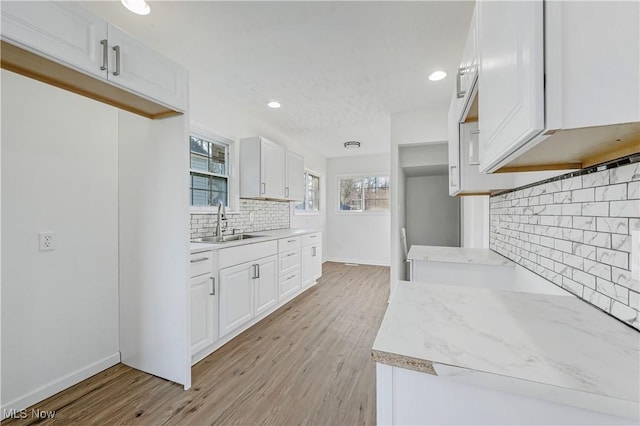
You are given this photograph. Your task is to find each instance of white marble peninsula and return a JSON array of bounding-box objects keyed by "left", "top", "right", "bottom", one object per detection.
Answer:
[{"left": 372, "top": 281, "right": 640, "bottom": 425}]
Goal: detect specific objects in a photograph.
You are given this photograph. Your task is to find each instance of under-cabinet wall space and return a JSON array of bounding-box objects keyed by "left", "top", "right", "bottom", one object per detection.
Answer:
[{"left": 490, "top": 158, "right": 640, "bottom": 329}]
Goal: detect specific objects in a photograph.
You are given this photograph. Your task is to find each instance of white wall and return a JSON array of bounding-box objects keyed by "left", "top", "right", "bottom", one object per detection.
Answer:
[
  {"left": 118, "top": 110, "right": 191, "bottom": 388},
  {"left": 326, "top": 154, "right": 391, "bottom": 266},
  {"left": 406, "top": 175, "right": 460, "bottom": 248},
  {"left": 1, "top": 71, "right": 120, "bottom": 413}
]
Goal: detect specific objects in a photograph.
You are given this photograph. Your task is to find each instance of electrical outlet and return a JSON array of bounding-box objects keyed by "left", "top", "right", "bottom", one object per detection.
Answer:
[
  {"left": 632, "top": 229, "right": 640, "bottom": 282},
  {"left": 39, "top": 232, "right": 55, "bottom": 251}
]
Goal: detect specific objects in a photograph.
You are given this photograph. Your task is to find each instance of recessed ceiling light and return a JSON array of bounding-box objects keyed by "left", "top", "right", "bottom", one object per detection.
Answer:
[
  {"left": 344, "top": 141, "right": 361, "bottom": 149},
  {"left": 267, "top": 101, "right": 281, "bottom": 109},
  {"left": 121, "top": 0, "right": 150, "bottom": 16},
  {"left": 428, "top": 70, "right": 447, "bottom": 81}
]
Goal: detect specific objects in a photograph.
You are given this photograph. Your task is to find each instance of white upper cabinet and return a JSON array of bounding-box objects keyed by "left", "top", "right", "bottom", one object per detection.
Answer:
[
  {"left": 477, "top": 0, "right": 545, "bottom": 173},
  {"left": 1, "top": 2, "right": 188, "bottom": 114},
  {"left": 240, "top": 137, "right": 305, "bottom": 201},
  {"left": 1, "top": 1, "right": 108, "bottom": 79},
  {"left": 285, "top": 150, "right": 305, "bottom": 201},
  {"left": 106, "top": 24, "right": 187, "bottom": 112},
  {"left": 448, "top": 4, "right": 513, "bottom": 196},
  {"left": 477, "top": 0, "right": 639, "bottom": 173}
]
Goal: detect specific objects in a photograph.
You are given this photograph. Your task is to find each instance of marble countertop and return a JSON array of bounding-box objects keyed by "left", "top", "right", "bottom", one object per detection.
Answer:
[
  {"left": 372, "top": 280, "right": 640, "bottom": 419},
  {"left": 407, "top": 245, "right": 514, "bottom": 266},
  {"left": 190, "top": 228, "right": 321, "bottom": 253}
]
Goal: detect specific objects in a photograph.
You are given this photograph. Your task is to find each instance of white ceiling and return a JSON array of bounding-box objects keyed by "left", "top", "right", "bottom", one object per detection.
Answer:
[{"left": 81, "top": 1, "right": 474, "bottom": 158}]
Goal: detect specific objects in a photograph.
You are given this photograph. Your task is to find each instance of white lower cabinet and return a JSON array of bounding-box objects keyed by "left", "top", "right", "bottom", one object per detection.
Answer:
[
  {"left": 219, "top": 254, "right": 278, "bottom": 337},
  {"left": 190, "top": 273, "right": 217, "bottom": 354},
  {"left": 190, "top": 250, "right": 218, "bottom": 356},
  {"left": 254, "top": 256, "right": 278, "bottom": 316},
  {"left": 219, "top": 261, "right": 255, "bottom": 337},
  {"left": 301, "top": 232, "right": 322, "bottom": 288}
]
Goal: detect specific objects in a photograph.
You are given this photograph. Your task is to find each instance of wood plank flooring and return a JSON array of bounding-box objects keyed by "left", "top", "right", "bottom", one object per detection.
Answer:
[{"left": 4, "top": 262, "right": 390, "bottom": 426}]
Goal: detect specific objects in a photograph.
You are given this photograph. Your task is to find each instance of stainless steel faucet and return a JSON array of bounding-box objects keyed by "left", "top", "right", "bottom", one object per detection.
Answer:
[{"left": 215, "top": 201, "right": 226, "bottom": 237}]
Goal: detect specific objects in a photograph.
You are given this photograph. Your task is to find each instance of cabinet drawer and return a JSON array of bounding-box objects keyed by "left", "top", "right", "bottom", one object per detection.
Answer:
[
  {"left": 279, "top": 248, "right": 300, "bottom": 276},
  {"left": 278, "top": 236, "right": 301, "bottom": 252},
  {"left": 219, "top": 240, "right": 278, "bottom": 269},
  {"left": 301, "top": 232, "right": 321, "bottom": 247},
  {"left": 190, "top": 251, "right": 213, "bottom": 278},
  {"left": 279, "top": 272, "right": 301, "bottom": 301}
]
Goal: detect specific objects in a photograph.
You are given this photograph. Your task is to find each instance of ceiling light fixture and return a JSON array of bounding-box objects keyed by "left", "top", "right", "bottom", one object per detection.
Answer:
[
  {"left": 428, "top": 70, "right": 447, "bottom": 81},
  {"left": 121, "top": 0, "right": 151, "bottom": 16},
  {"left": 344, "top": 141, "right": 361, "bottom": 149},
  {"left": 267, "top": 101, "right": 281, "bottom": 109}
]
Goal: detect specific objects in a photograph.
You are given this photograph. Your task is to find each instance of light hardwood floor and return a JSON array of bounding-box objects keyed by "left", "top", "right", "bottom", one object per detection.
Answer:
[{"left": 5, "top": 262, "right": 390, "bottom": 426}]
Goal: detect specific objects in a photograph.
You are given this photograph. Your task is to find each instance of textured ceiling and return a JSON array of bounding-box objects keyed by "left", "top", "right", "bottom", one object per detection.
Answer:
[{"left": 80, "top": 1, "right": 474, "bottom": 158}]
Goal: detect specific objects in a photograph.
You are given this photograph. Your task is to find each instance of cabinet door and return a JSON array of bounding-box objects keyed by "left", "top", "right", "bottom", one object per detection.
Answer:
[
  {"left": 312, "top": 245, "right": 323, "bottom": 280},
  {"left": 286, "top": 151, "right": 305, "bottom": 201},
  {"left": 219, "top": 263, "right": 254, "bottom": 337},
  {"left": 478, "top": 0, "right": 544, "bottom": 172},
  {"left": 447, "top": 100, "right": 462, "bottom": 196},
  {"left": 255, "top": 256, "right": 278, "bottom": 316},
  {"left": 106, "top": 24, "right": 187, "bottom": 112},
  {"left": 190, "top": 274, "right": 216, "bottom": 354},
  {"left": 1, "top": 2, "right": 107, "bottom": 79},
  {"left": 301, "top": 245, "right": 315, "bottom": 288},
  {"left": 260, "top": 138, "right": 286, "bottom": 199}
]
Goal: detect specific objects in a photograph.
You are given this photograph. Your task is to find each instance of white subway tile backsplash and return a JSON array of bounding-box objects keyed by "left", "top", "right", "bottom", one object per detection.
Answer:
[
  {"left": 596, "top": 278, "right": 629, "bottom": 304},
  {"left": 609, "top": 199, "right": 640, "bottom": 218},
  {"left": 582, "top": 170, "right": 610, "bottom": 188},
  {"left": 629, "top": 181, "right": 639, "bottom": 200},
  {"left": 596, "top": 217, "right": 628, "bottom": 234},
  {"left": 596, "top": 247, "right": 628, "bottom": 269},
  {"left": 595, "top": 183, "right": 626, "bottom": 201},
  {"left": 583, "top": 231, "right": 611, "bottom": 248},
  {"left": 609, "top": 163, "right": 639, "bottom": 184},
  {"left": 572, "top": 216, "right": 596, "bottom": 231},
  {"left": 571, "top": 188, "right": 594, "bottom": 203},
  {"left": 582, "top": 202, "right": 609, "bottom": 217},
  {"left": 583, "top": 288, "right": 612, "bottom": 313},
  {"left": 490, "top": 161, "right": 639, "bottom": 329}
]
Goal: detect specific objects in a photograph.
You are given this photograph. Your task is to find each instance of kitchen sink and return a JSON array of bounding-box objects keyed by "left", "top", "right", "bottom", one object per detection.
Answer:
[{"left": 191, "top": 234, "right": 264, "bottom": 243}]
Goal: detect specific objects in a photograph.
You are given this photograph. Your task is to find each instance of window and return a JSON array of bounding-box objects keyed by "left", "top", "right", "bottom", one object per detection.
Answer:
[
  {"left": 190, "top": 134, "right": 229, "bottom": 207},
  {"left": 296, "top": 171, "right": 321, "bottom": 213},
  {"left": 339, "top": 175, "right": 389, "bottom": 212}
]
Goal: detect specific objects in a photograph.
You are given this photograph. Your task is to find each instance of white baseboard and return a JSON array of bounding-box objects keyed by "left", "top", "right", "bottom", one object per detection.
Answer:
[
  {"left": 1, "top": 353, "right": 120, "bottom": 419},
  {"left": 325, "top": 257, "right": 390, "bottom": 267}
]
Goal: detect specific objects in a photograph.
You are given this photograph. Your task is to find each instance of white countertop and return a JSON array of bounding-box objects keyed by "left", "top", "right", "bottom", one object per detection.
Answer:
[
  {"left": 190, "top": 228, "right": 321, "bottom": 252},
  {"left": 407, "top": 245, "right": 514, "bottom": 266},
  {"left": 372, "top": 280, "right": 640, "bottom": 419}
]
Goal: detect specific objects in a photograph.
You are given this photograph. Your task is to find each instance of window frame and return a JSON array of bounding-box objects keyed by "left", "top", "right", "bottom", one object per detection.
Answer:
[
  {"left": 189, "top": 129, "right": 234, "bottom": 212},
  {"left": 294, "top": 169, "right": 322, "bottom": 216},
  {"left": 336, "top": 173, "right": 390, "bottom": 215}
]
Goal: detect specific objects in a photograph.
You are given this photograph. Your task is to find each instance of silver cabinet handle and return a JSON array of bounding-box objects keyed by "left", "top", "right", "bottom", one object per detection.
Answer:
[
  {"left": 190, "top": 257, "right": 209, "bottom": 263},
  {"left": 456, "top": 66, "right": 465, "bottom": 98},
  {"left": 261, "top": 182, "right": 266, "bottom": 194},
  {"left": 310, "top": 235, "right": 317, "bottom": 238},
  {"left": 112, "top": 45, "right": 121, "bottom": 76},
  {"left": 252, "top": 264, "right": 258, "bottom": 279},
  {"left": 210, "top": 277, "right": 215, "bottom": 296},
  {"left": 286, "top": 252, "right": 296, "bottom": 257},
  {"left": 450, "top": 165, "right": 458, "bottom": 187},
  {"left": 100, "top": 39, "right": 108, "bottom": 71},
  {"left": 469, "top": 129, "right": 481, "bottom": 166},
  {"left": 287, "top": 275, "right": 296, "bottom": 280},
  {"left": 256, "top": 263, "right": 260, "bottom": 279},
  {"left": 287, "top": 239, "right": 296, "bottom": 243},
  {"left": 285, "top": 187, "right": 290, "bottom": 198},
  {"left": 312, "top": 246, "right": 317, "bottom": 257}
]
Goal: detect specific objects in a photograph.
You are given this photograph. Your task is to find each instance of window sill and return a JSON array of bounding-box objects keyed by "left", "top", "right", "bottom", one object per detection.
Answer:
[
  {"left": 294, "top": 210, "right": 322, "bottom": 216},
  {"left": 190, "top": 207, "right": 240, "bottom": 215},
  {"left": 335, "top": 210, "right": 390, "bottom": 216}
]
